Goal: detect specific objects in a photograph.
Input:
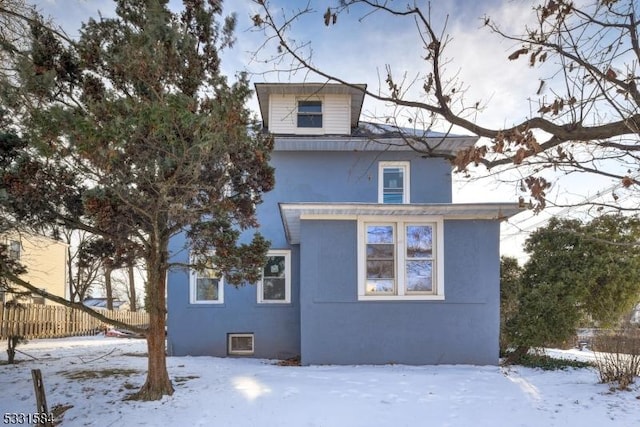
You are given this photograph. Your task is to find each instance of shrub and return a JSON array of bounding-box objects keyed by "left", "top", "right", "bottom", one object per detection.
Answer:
[
  {"left": 592, "top": 328, "right": 640, "bottom": 390},
  {"left": 514, "top": 352, "right": 592, "bottom": 371}
]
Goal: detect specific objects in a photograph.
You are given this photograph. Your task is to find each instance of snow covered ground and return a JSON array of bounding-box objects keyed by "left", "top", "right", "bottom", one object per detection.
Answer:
[{"left": 0, "top": 336, "right": 638, "bottom": 426}]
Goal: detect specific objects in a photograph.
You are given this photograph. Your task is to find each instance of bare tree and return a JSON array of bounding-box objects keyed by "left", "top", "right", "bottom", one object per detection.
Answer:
[
  {"left": 0, "top": 0, "right": 32, "bottom": 63},
  {"left": 127, "top": 261, "right": 138, "bottom": 312},
  {"left": 110, "top": 271, "right": 141, "bottom": 310},
  {"left": 253, "top": 0, "right": 640, "bottom": 212},
  {"left": 62, "top": 230, "right": 103, "bottom": 303}
]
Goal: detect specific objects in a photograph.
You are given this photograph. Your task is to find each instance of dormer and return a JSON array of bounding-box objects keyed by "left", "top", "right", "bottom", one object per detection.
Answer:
[{"left": 255, "top": 83, "right": 366, "bottom": 135}]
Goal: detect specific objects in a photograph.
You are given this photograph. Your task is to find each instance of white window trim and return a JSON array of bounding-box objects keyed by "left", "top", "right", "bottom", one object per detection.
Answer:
[
  {"left": 257, "top": 249, "right": 291, "bottom": 304},
  {"left": 378, "top": 161, "right": 410, "bottom": 204},
  {"left": 357, "top": 215, "right": 444, "bottom": 301},
  {"left": 189, "top": 253, "right": 224, "bottom": 305},
  {"left": 228, "top": 333, "right": 254, "bottom": 355}
]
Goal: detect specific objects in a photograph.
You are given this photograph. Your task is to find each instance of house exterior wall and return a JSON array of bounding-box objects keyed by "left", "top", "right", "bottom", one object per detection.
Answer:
[
  {"left": 268, "top": 94, "right": 351, "bottom": 135},
  {"left": 299, "top": 219, "right": 501, "bottom": 365},
  {"left": 266, "top": 150, "right": 452, "bottom": 204},
  {"left": 167, "top": 232, "right": 301, "bottom": 359},
  {"left": 254, "top": 150, "right": 451, "bottom": 249},
  {"left": 167, "top": 150, "right": 453, "bottom": 359},
  {"left": 3, "top": 234, "right": 68, "bottom": 304}
]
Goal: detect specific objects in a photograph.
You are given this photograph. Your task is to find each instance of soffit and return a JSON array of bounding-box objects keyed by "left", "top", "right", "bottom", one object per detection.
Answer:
[
  {"left": 272, "top": 135, "right": 478, "bottom": 156},
  {"left": 279, "top": 202, "right": 524, "bottom": 244}
]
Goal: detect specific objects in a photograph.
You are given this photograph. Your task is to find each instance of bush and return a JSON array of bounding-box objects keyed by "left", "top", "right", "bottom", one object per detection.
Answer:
[
  {"left": 514, "top": 352, "right": 593, "bottom": 371},
  {"left": 592, "top": 328, "right": 640, "bottom": 390}
]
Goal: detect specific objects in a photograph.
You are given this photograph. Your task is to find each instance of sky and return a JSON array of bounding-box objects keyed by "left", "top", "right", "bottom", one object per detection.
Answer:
[
  {"left": 2, "top": 335, "right": 640, "bottom": 426},
  {"left": 28, "top": 0, "right": 635, "bottom": 261}
]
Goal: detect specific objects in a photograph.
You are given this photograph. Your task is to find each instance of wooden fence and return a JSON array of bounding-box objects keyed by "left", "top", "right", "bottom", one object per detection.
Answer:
[{"left": 0, "top": 304, "right": 149, "bottom": 340}]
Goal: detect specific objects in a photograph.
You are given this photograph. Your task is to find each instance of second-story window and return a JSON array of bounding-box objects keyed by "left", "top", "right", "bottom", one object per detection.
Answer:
[
  {"left": 297, "top": 100, "right": 322, "bottom": 128},
  {"left": 379, "top": 161, "right": 410, "bottom": 204}
]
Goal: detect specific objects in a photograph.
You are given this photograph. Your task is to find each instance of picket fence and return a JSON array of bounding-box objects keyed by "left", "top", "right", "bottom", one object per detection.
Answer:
[{"left": 0, "top": 304, "right": 148, "bottom": 339}]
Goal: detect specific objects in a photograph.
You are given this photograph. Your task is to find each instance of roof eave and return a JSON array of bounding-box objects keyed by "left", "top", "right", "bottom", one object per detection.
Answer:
[
  {"left": 279, "top": 202, "right": 525, "bottom": 244},
  {"left": 271, "top": 135, "right": 478, "bottom": 156}
]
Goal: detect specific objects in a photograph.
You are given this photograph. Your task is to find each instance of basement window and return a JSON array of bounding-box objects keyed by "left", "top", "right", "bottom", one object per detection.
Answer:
[{"left": 228, "top": 333, "right": 254, "bottom": 355}]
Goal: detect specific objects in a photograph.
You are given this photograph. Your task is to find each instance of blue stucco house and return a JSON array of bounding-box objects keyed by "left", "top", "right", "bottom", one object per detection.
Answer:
[{"left": 167, "top": 83, "right": 521, "bottom": 365}]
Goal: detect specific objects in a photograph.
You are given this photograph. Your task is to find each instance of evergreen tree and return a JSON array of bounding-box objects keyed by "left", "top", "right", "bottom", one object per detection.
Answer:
[
  {"left": 0, "top": 0, "right": 274, "bottom": 399},
  {"left": 499, "top": 256, "right": 523, "bottom": 354},
  {"left": 504, "top": 215, "right": 640, "bottom": 362}
]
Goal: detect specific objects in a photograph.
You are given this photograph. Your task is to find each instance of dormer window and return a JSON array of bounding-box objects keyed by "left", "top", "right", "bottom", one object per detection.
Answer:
[
  {"left": 379, "top": 161, "right": 410, "bottom": 204},
  {"left": 297, "top": 100, "right": 322, "bottom": 128}
]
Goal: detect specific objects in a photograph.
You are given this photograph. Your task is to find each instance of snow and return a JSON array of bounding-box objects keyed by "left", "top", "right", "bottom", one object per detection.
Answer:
[{"left": 1, "top": 336, "right": 639, "bottom": 426}]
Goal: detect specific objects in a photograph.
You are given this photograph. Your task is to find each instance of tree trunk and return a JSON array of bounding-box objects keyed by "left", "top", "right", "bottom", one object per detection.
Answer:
[
  {"left": 128, "top": 262, "right": 137, "bottom": 312},
  {"left": 104, "top": 265, "right": 113, "bottom": 311},
  {"left": 132, "top": 242, "right": 173, "bottom": 400},
  {"left": 7, "top": 336, "right": 18, "bottom": 364},
  {"left": 66, "top": 244, "right": 75, "bottom": 303}
]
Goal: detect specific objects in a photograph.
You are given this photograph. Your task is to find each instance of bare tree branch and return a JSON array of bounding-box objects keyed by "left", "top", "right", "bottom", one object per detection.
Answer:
[{"left": 253, "top": 0, "right": 640, "bottom": 212}]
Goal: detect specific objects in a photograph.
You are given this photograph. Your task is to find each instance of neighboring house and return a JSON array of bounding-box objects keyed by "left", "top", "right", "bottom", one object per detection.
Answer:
[
  {"left": 83, "top": 298, "right": 129, "bottom": 311},
  {"left": 167, "top": 82, "right": 522, "bottom": 365},
  {"left": 1, "top": 233, "right": 68, "bottom": 305}
]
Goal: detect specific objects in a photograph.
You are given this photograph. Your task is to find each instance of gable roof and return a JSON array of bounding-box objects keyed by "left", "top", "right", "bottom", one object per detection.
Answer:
[{"left": 255, "top": 82, "right": 367, "bottom": 129}]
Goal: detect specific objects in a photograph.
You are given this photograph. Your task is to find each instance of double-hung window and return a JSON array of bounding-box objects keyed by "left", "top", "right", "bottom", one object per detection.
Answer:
[
  {"left": 190, "top": 254, "right": 224, "bottom": 304},
  {"left": 364, "top": 224, "right": 396, "bottom": 294},
  {"left": 297, "top": 100, "right": 322, "bottom": 128},
  {"left": 358, "top": 217, "right": 444, "bottom": 300},
  {"left": 258, "top": 250, "right": 291, "bottom": 303},
  {"left": 379, "top": 162, "right": 410, "bottom": 204}
]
